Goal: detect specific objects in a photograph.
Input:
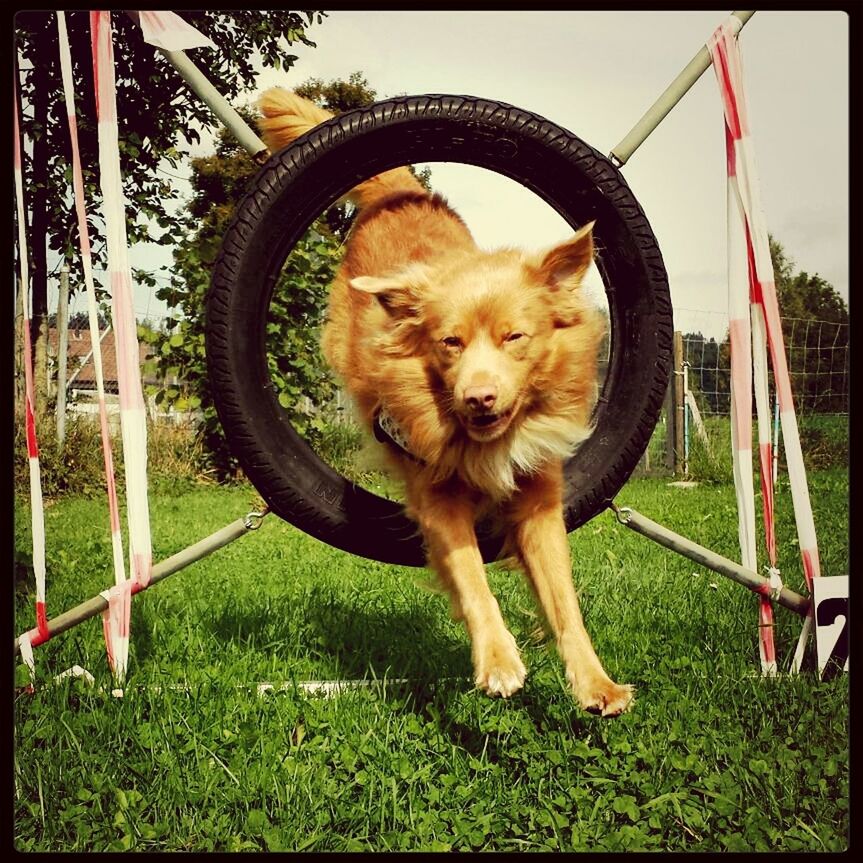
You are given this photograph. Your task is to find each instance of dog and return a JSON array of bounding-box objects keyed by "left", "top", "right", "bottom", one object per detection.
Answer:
[{"left": 258, "top": 89, "right": 633, "bottom": 716}]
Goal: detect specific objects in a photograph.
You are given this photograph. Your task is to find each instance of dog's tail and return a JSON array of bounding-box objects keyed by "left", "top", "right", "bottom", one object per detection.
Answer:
[{"left": 257, "top": 87, "right": 425, "bottom": 210}]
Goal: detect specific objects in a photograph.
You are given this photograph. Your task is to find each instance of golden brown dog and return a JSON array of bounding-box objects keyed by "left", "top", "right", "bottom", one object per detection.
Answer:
[{"left": 258, "top": 89, "right": 633, "bottom": 716}]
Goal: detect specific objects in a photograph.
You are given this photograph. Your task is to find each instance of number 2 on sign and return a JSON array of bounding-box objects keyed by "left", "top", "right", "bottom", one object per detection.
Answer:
[{"left": 812, "top": 576, "right": 849, "bottom": 679}]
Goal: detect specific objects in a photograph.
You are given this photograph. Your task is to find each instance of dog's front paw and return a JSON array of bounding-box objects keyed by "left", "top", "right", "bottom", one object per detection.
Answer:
[
  {"left": 570, "top": 674, "right": 635, "bottom": 717},
  {"left": 473, "top": 633, "right": 527, "bottom": 698}
]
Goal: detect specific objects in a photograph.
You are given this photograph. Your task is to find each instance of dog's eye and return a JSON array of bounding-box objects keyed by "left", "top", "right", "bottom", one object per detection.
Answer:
[
  {"left": 441, "top": 336, "right": 462, "bottom": 349},
  {"left": 505, "top": 332, "right": 524, "bottom": 343}
]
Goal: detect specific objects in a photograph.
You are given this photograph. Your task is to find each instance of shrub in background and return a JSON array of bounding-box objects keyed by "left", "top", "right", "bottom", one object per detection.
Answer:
[{"left": 13, "top": 412, "right": 211, "bottom": 500}]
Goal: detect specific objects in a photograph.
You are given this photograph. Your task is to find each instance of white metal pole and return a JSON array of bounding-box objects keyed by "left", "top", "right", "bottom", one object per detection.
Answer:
[
  {"left": 683, "top": 361, "right": 690, "bottom": 475},
  {"left": 613, "top": 505, "right": 810, "bottom": 617},
  {"left": 158, "top": 48, "right": 269, "bottom": 161},
  {"left": 610, "top": 11, "right": 756, "bottom": 166},
  {"left": 772, "top": 390, "right": 781, "bottom": 486}
]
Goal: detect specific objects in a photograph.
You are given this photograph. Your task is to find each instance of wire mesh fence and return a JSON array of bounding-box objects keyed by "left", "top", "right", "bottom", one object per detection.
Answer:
[{"left": 638, "top": 309, "right": 849, "bottom": 477}]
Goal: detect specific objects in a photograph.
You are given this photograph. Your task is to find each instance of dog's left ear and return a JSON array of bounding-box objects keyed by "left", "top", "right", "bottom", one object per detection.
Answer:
[{"left": 535, "top": 221, "right": 595, "bottom": 292}]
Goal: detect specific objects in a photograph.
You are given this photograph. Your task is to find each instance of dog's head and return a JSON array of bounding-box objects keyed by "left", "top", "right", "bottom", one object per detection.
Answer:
[{"left": 350, "top": 222, "right": 601, "bottom": 443}]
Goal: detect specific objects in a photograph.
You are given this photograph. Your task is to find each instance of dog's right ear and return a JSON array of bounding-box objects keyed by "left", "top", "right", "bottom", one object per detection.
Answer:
[{"left": 349, "top": 264, "right": 430, "bottom": 320}]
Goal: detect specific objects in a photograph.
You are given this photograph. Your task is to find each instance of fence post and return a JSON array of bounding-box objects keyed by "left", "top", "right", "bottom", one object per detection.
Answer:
[
  {"left": 56, "top": 265, "right": 70, "bottom": 446},
  {"left": 672, "top": 331, "right": 685, "bottom": 475},
  {"left": 34, "top": 317, "right": 49, "bottom": 422},
  {"left": 663, "top": 370, "right": 674, "bottom": 471}
]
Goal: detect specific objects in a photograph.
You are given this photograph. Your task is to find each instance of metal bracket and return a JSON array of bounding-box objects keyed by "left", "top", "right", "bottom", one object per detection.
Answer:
[
  {"left": 610, "top": 502, "right": 633, "bottom": 525},
  {"left": 243, "top": 509, "right": 268, "bottom": 531}
]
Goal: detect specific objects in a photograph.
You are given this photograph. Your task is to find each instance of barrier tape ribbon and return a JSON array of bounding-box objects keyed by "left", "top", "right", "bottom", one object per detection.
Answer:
[
  {"left": 135, "top": 10, "right": 216, "bottom": 51},
  {"left": 15, "top": 10, "right": 216, "bottom": 685},
  {"left": 91, "top": 10, "right": 154, "bottom": 598},
  {"left": 709, "top": 19, "right": 822, "bottom": 674},
  {"left": 57, "top": 12, "right": 130, "bottom": 681},
  {"left": 88, "top": 10, "right": 216, "bottom": 681},
  {"left": 14, "top": 70, "right": 49, "bottom": 649},
  {"left": 89, "top": 10, "right": 155, "bottom": 683}
]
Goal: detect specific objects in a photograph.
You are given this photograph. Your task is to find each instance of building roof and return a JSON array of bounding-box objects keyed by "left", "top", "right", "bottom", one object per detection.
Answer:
[{"left": 47, "top": 326, "right": 166, "bottom": 393}]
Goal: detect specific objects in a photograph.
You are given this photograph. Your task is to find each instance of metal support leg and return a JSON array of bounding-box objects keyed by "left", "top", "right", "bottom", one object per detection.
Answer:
[
  {"left": 609, "top": 10, "right": 755, "bottom": 166},
  {"left": 611, "top": 503, "right": 810, "bottom": 617},
  {"left": 124, "top": 11, "right": 269, "bottom": 163},
  {"left": 158, "top": 49, "right": 270, "bottom": 163},
  {"left": 13, "top": 509, "right": 269, "bottom": 657}
]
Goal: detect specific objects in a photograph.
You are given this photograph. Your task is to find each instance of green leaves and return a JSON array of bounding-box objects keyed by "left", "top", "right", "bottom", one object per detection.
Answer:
[
  {"left": 612, "top": 794, "right": 641, "bottom": 822},
  {"left": 144, "top": 100, "right": 347, "bottom": 477},
  {"left": 15, "top": 10, "right": 329, "bottom": 428}
]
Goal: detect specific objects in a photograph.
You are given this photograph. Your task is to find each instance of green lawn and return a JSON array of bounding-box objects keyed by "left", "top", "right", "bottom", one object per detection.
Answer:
[{"left": 13, "top": 468, "right": 848, "bottom": 851}]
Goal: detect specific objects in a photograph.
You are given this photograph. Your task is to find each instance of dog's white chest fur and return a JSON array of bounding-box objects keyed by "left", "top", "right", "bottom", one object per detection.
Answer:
[{"left": 451, "top": 412, "right": 592, "bottom": 500}]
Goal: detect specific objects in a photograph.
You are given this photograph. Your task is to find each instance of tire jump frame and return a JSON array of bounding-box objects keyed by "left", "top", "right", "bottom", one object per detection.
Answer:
[
  {"left": 205, "top": 92, "right": 674, "bottom": 566},
  {"left": 19, "top": 11, "right": 810, "bottom": 667}
]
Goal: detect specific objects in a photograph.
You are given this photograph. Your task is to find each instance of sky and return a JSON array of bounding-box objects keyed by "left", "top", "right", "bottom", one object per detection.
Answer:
[{"left": 55, "top": 10, "right": 849, "bottom": 339}]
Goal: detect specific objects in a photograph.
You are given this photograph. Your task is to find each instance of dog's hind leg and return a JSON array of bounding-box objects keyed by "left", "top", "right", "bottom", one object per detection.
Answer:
[
  {"left": 508, "top": 467, "right": 634, "bottom": 717},
  {"left": 408, "top": 480, "right": 527, "bottom": 698}
]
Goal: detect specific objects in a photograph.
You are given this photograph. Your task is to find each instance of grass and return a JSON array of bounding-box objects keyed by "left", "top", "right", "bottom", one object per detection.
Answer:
[
  {"left": 13, "top": 468, "right": 848, "bottom": 851},
  {"left": 13, "top": 412, "right": 214, "bottom": 499},
  {"left": 639, "top": 411, "right": 847, "bottom": 484}
]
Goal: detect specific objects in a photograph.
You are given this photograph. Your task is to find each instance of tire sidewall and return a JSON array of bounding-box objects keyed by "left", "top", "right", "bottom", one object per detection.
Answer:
[{"left": 206, "top": 95, "right": 673, "bottom": 566}]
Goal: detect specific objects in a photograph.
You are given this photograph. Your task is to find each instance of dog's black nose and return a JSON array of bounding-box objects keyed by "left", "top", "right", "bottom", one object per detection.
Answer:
[{"left": 464, "top": 385, "right": 498, "bottom": 412}]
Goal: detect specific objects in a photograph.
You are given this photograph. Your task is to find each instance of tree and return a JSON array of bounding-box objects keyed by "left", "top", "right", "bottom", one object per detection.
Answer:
[
  {"left": 13, "top": 10, "right": 325, "bottom": 410},
  {"left": 769, "top": 236, "right": 848, "bottom": 414},
  {"left": 148, "top": 74, "right": 388, "bottom": 476},
  {"left": 770, "top": 236, "right": 848, "bottom": 324},
  {"left": 294, "top": 71, "right": 379, "bottom": 114}
]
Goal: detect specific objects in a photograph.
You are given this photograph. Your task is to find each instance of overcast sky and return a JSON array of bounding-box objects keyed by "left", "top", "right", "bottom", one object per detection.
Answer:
[{"left": 59, "top": 10, "right": 849, "bottom": 338}]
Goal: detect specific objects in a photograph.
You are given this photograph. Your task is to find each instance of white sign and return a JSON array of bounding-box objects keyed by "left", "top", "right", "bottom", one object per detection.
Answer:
[{"left": 812, "top": 576, "right": 849, "bottom": 678}]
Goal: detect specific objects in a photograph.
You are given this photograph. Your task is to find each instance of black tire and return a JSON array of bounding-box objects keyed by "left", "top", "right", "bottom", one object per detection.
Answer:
[{"left": 206, "top": 94, "right": 673, "bottom": 567}]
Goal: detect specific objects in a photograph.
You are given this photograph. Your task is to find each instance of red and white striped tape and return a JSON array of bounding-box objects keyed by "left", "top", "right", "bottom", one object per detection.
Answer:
[
  {"left": 88, "top": 10, "right": 216, "bottom": 680},
  {"left": 91, "top": 11, "right": 154, "bottom": 600},
  {"left": 136, "top": 10, "right": 216, "bottom": 51},
  {"left": 57, "top": 12, "right": 131, "bottom": 679},
  {"left": 13, "top": 74, "right": 49, "bottom": 659},
  {"left": 90, "top": 10, "right": 156, "bottom": 681},
  {"left": 15, "top": 11, "right": 216, "bottom": 684},
  {"left": 709, "top": 19, "right": 822, "bottom": 674}
]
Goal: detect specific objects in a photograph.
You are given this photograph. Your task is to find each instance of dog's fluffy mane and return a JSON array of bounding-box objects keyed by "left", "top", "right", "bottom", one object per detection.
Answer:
[{"left": 362, "top": 257, "right": 604, "bottom": 500}]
